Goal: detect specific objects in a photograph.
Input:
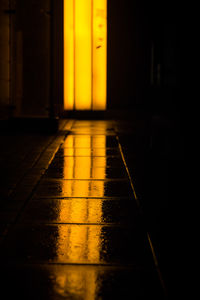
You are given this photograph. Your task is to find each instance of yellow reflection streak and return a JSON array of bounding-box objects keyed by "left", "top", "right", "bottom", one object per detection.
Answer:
[
  {"left": 58, "top": 135, "right": 106, "bottom": 245},
  {"left": 64, "top": 0, "right": 107, "bottom": 111},
  {"left": 56, "top": 133, "right": 106, "bottom": 299},
  {"left": 54, "top": 267, "right": 98, "bottom": 299}
]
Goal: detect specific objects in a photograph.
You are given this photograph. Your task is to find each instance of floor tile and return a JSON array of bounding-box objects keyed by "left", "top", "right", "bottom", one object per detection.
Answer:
[
  {"left": 50, "top": 156, "right": 124, "bottom": 168},
  {"left": 34, "top": 179, "right": 133, "bottom": 198},
  {"left": 62, "top": 135, "right": 118, "bottom": 148},
  {"left": 19, "top": 198, "right": 139, "bottom": 225},
  {"left": 1, "top": 224, "right": 151, "bottom": 266},
  {"left": 70, "top": 128, "right": 116, "bottom": 135},
  {"left": 44, "top": 166, "right": 128, "bottom": 180},
  {"left": 0, "top": 264, "right": 164, "bottom": 300},
  {"left": 55, "top": 147, "right": 120, "bottom": 157}
]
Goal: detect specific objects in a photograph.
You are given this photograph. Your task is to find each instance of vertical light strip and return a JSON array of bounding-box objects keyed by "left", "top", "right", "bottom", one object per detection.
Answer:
[
  {"left": 92, "top": 0, "right": 107, "bottom": 110},
  {"left": 91, "top": 0, "right": 94, "bottom": 110},
  {"left": 75, "top": 0, "right": 92, "bottom": 110},
  {"left": 64, "top": 0, "right": 74, "bottom": 110},
  {"left": 64, "top": 0, "right": 107, "bottom": 111}
]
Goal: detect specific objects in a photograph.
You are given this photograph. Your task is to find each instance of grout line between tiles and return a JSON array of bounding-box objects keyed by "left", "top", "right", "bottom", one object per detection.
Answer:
[{"left": 2, "top": 260, "right": 142, "bottom": 268}]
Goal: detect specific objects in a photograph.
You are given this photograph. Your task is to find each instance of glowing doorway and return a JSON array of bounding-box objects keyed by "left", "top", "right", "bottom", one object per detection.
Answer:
[{"left": 64, "top": 0, "right": 107, "bottom": 110}]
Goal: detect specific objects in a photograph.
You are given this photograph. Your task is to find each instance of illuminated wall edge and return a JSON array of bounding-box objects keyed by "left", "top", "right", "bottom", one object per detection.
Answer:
[{"left": 64, "top": 0, "right": 107, "bottom": 111}]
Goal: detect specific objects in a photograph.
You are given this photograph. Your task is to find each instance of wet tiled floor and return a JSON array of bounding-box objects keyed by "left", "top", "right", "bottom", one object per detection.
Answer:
[{"left": 0, "top": 120, "right": 166, "bottom": 299}]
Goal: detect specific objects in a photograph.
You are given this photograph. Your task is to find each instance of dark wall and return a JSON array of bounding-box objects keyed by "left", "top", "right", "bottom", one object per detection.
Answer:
[
  {"left": 148, "top": 0, "right": 180, "bottom": 116},
  {"left": 107, "top": 0, "right": 151, "bottom": 110},
  {"left": 0, "top": 0, "right": 10, "bottom": 119},
  {"left": 111, "top": 3, "right": 183, "bottom": 294},
  {"left": 16, "top": 0, "right": 51, "bottom": 116},
  {"left": 107, "top": 0, "right": 180, "bottom": 115}
]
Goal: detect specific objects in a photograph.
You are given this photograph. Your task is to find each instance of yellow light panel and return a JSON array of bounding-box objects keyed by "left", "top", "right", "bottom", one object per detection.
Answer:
[
  {"left": 75, "top": 0, "right": 92, "bottom": 110},
  {"left": 92, "top": 0, "right": 107, "bottom": 110},
  {"left": 64, "top": 0, "right": 74, "bottom": 110},
  {"left": 64, "top": 0, "right": 107, "bottom": 111}
]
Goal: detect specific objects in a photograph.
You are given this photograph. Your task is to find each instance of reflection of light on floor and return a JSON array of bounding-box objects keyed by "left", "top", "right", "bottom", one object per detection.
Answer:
[
  {"left": 55, "top": 134, "right": 106, "bottom": 299},
  {"left": 55, "top": 199, "right": 104, "bottom": 224},
  {"left": 54, "top": 267, "right": 98, "bottom": 299},
  {"left": 64, "top": 135, "right": 107, "bottom": 148}
]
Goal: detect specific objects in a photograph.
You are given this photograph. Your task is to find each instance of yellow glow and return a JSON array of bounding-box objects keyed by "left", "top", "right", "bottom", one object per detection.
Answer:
[
  {"left": 64, "top": 0, "right": 107, "bottom": 111},
  {"left": 75, "top": 0, "right": 92, "bottom": 109},
  {"left": 64, "top": 0, "right": 74, "bottom": 110},
  {"left": 63, "top": 134, "right": 106, "bottom": 148}
]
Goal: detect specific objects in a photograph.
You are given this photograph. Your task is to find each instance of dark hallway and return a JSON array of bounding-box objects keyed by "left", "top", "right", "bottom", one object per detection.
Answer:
[{"left": 0, "top": 0, "right": 183, "bottom": 299}]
